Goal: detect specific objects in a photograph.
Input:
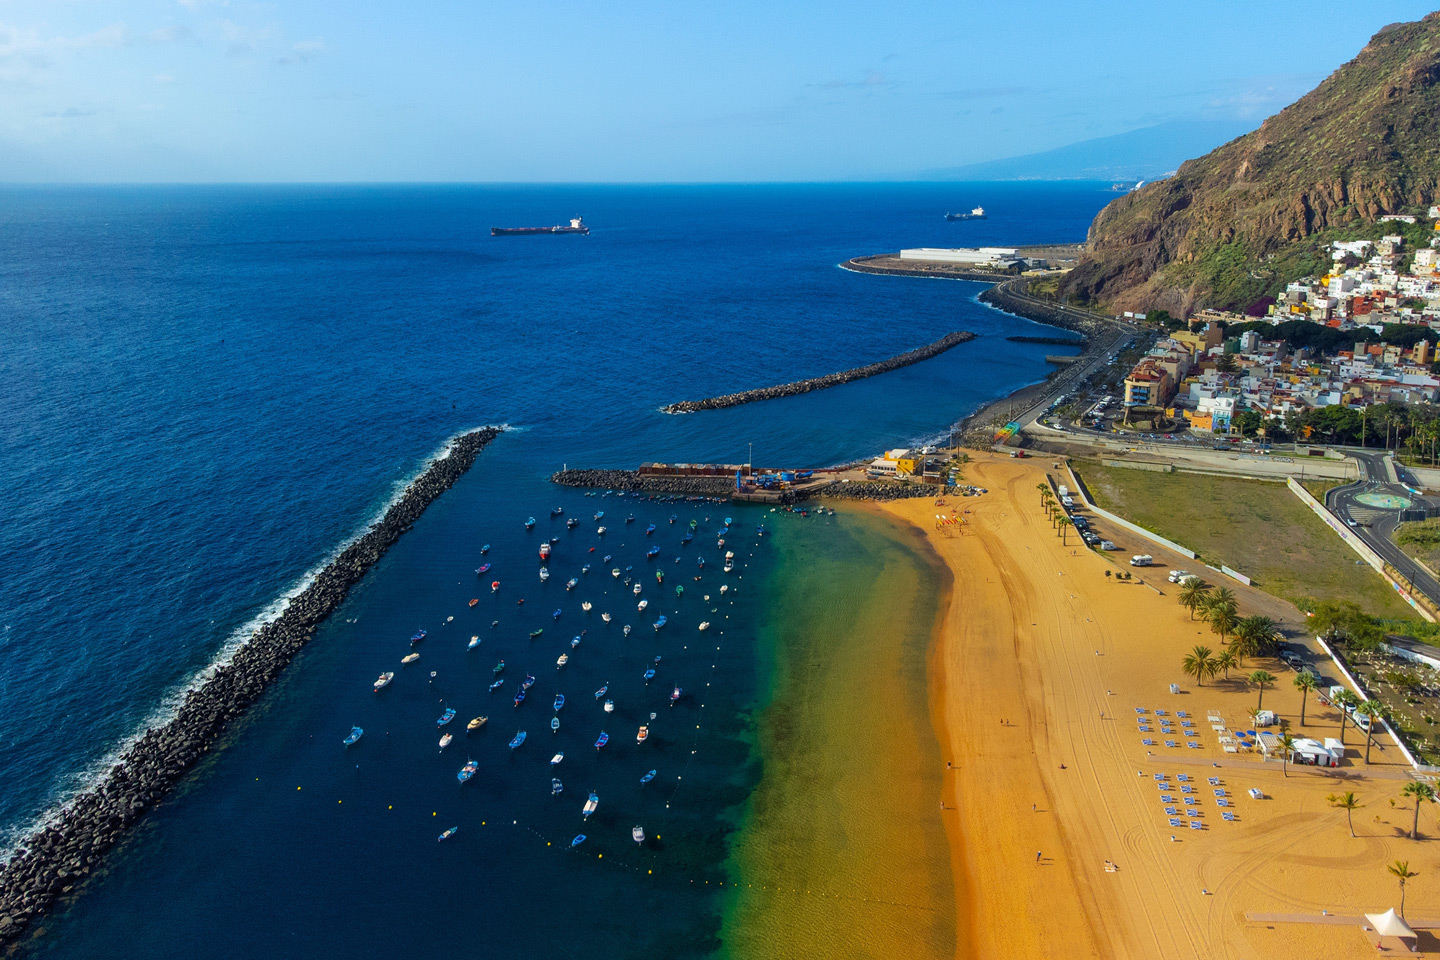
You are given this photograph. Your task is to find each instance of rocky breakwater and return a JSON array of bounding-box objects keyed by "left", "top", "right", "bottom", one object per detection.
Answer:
[
  {"left": 661, "top": 331, "right": 976, "bottom": 414},
  {"left": 819, "top": 481, "right": 943, "bottom": 501},
  {"left": 0, "top": 426, "right": 502, "bottom": 953},
  {"left": 551, "top": 469, "right": 736, "bottom": 497}
]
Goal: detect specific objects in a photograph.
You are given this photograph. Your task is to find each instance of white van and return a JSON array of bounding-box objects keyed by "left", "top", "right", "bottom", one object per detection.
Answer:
[
  {"left": 1167, "top": 569, "right": 1190, "bottom": 583},
  {"left": 1130, "top": 554, "right": 1154, "bottom": 567}
]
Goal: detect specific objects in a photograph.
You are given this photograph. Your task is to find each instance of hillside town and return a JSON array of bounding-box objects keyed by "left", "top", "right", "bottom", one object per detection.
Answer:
[{"left": 1118, "top": 208, "right": 1440, "bottom": 444}]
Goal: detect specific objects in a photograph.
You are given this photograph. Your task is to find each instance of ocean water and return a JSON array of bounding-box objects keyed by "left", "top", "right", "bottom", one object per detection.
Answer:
[{"left": 0, "top": 182, "right": 1112, "bottom": 956}]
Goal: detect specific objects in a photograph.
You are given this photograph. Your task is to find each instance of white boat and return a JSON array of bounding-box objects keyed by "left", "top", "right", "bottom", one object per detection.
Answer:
[
  {"left": 374, "top": 672, "right": 395, "bottom": 691},
  {"left": 637, "top": 600, "right": 648, "bottom": 612},
  {"left": 539, "top": 567, "right": 550, "bottom": 582},
  {"left": 719, "top": 585, "right": 728, "bottom": 594},
  {"left": 439, "top": 733, "right": 453, "bottom": 748},
  {"left": 698, "top": 622, "right": 710, "bottom": 631},
  {"left": 566, "top": 578, "right": 578, "bottom": 591},
  {"left": 557, "top": 653, "right": 569, "bottom": 668},
  {"left": 582, "top": 793, "right": 599, "bottom": 818},
  {"left": 402, "top": 652, "right": 420, "bottom": 664},
  {"left": 636, "top": 725, "right": 649, "bottom": 744},
  {"left": 601, "top": 612, "right": 612, "bottom": 623},
  {"left": 611, "top": 568, "right": 621, "bottom": 578},
  {"left": 582, "top": 601, "right": 592, "bottom": 611},
  {"left": 539, "top": 542, "right": 551, "bottom": 560},
  {"left": 551, "top": 752, "right": 564, "bottom": 765},
  {"left": 632, "top": 825, "right": 645, "bottom": 844},
  {"left": 468, "top": 636, "right": 480, "bottom": 650},
  {"left": 633, "top": 584, "right": 642, "bottom": 595},
  {"left": 597, "top": 526, "right": 607, "bottom": 535},
  {"left": 603, "top": 699, "right": 614, "bottom": 713},
  {"left": 623, "top": 625, "right": 632, "bottom": 636}
]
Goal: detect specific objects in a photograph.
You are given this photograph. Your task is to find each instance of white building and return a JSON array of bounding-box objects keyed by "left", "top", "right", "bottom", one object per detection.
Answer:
[{"left": 899, "top": 247, "right": 1023, "bottom": 269}]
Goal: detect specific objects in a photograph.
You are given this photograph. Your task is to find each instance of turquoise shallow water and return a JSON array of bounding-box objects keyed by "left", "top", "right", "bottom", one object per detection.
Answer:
[{"left": 0, "top": 183, "right": 1110, "bottom": 956}]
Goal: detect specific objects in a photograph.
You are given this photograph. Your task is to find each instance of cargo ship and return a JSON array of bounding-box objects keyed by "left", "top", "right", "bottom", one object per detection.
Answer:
[
  {"left": 491, "top": 217, "right": 590, "bottom": 236},
  {"left": 944, "top": 207, "right": 986, "bottom": 221}
]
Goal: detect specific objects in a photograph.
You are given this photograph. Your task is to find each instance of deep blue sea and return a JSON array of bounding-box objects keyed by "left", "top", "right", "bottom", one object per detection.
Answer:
[{"left": 0, "top": 183, "right": 1111, "bottom": 957}]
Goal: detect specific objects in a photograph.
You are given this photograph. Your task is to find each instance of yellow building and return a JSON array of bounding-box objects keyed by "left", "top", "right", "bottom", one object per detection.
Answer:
[{"left": 885, "top": 449, "right": 920, "bottom": 476}]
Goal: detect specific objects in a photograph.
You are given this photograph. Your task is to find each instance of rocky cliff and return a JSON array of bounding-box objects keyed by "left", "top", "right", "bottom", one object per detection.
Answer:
[{"left": 1058, "top": 12, "right": 1440, "bottom": 313}]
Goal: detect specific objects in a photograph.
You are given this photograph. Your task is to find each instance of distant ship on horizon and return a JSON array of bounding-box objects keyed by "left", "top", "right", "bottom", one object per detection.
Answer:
[
  {"left": 944, "top": 207, "right": 986, "bottom": 221},
  {"left": 491, "top": 217, "right": 590, "bottom": 236}
]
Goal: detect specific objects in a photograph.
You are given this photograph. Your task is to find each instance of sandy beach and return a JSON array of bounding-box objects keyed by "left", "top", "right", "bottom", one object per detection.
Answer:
[{"left": 881, "top": 453, "right": 1440, "bottom": 960}]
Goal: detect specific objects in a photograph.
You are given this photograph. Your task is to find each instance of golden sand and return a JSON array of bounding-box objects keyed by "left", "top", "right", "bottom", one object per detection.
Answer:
[{"left": 880, "top": 453, "right": 1440, "bottom": 960}]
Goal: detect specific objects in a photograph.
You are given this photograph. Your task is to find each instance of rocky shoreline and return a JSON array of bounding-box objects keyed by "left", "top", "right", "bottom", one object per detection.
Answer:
[
  {"left": 550, "top": 469, "right": 941, "bottom": 501},
  {"left": 661, "top": 331, "right": 976, "bottom": 414},
  {"left": 0, "top": 426, "right": 502, "bottom": 954}
]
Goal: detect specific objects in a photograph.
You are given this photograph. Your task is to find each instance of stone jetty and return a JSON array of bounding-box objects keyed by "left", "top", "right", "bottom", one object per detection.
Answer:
[
  {"left": 660, "top": 331, "right": 975, "bottom": 414},
  {"left": 0, "top": 426, "right": 502, "bottom": 953},
  {"left": 551, "top": 468, "right": 940, "bottom": 502}
]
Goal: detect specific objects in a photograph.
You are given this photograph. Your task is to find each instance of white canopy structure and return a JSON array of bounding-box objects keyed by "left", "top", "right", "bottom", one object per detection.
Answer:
[{"left": 1365, "top": 908, "right": 1416, "bottom": 939}]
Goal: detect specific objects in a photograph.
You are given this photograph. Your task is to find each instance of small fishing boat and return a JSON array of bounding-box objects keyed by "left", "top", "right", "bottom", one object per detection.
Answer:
[
  {"left": 481, "top": 544, "right": 491, "bottom": 554},
  {"left": 567, "top": 578, "right": 578, "bottom": 591},
  {"left": 670, "top": 686, "right": 682, "bottom": 705},
  {"left": 581, "top": 601, "right": 592, "bottom": 611},
  {"left": 552, "top": 607, "right": 562, "bottom": 619},
  {"left": 601, "top": 612, "right": 612, "bottom": 623},
  {"left": 646, "top": 546, "right": 660, "bottom": 558},
  {"left": 645, "top": 524, "right": 656, "bottom": 535},
  {"left": 551, "top": 506, "right": 564, "bottom": 517},
  {"left": 551, "top": 751, "right": 564, "bottom": 765},
  {"left": 698, "top": 622, "right": 710, "bottom": 631},
  {"left": 622, "top": 625, "right": 632, "bottom": 637},
  {"left": 633, "top": 584, "right": 643, "bottom": 596},
  {"left": 374, "top": 672, "right": 395, "bottom": 691},
  {"left": 343, "top": 726, "right": 363, "bottom": 746},
  {"left": 611, "top": 568, "right": 621, "bottom": 578},
  {"left": 567, "top": 517, "right": 579, "bottom": 528},
  {"left": 637, "top": 600, "right": 648, "bottom": 612},
  {"left": 468, "top": 636, "right": 480, "bottom": 650},
  {"left": 475, "top": 563, "right": 491, "bottom": 575},
  {"left": 636, "top": 725, "right": 649, "bottom": 744},
  {"left": 681, "top": 532, "right": 694, "bottom": 544},
  {"left": 551, "top": 717, "right": 561, "bottom": 732},
  {"left": 553, "top": 779, "right": 564, "bottom": 796},
  {"left": 643, "top": 668, "right": 655, "bottom": 682},
  {"left": 597, "top": 526, "right": 606, "bottom": 535},
  {"left": 468, "top": 598, "right": 479, "bottom": 607},
  {"left": 595, "top": 732, "right": 610, "bottom": 750},
  {"left": 632, "top": 825, "right": 645, "bottom": 844},
  {"left": 626, "top": 514, "right": 636, "bottom": 524},
  {"left": 410, "top": 630, "right": 427, "bottom": 644},
  {"left": 640, "top": 769, "right": 656, "bottom": 784},
  {"left": 508, "top": 730, "right": 527, "bottom": 749},
  {"left": 594, "top": 685, "right": 608, "bottom": 699},
  {"left": 603, "top": 555, "right": 613, "bottom": 563},
  {"left": 571, "top": 833, "right": 585, "bottom": 847},
  {"left": 438, "top": 826, "right": 458, "bottom": 842},
  {"left": 697, "top": 557, "right": 705, "bottom": 568},
  {"left": 670, "top": 514, "right": 678, "bottom": 524},
  {"left": 522, "top": 674, "right": 536, "bottom": 690},
  {"left": 571, "top": 635, "right": 581, "bottom": 647},
  {"left": 439, "top": 733, "right": 453, "bottom": 748},
  {"left": 581, "top": 563, "right": 591, "bottom": 574},
  {"left": 489, "top": 679, "right": 505, "bottom": 692},
  {"left": 719, "top": 585, "right": 728, "bottom": 594},
  {"left": 491, "top": 580, "right": 500, "bottom": 592},
  {"left": 525, "top": 517, "right": 536, "bottom": 529},
  {"left": 556, "top": 654, "right": 569, "bottom": 668},
  {"left": 493, "top": 660, "right": 506, "bottom": 675},
  {"left": 656, "top": 570, "right": 664, "bottom": 583},
  {"left": 604, "top": 699, "right": 614, "bottom": 713},
  {"left": 554, "top": 694, "right": 565, "bottom": 710},
  {"left": 653, "top": 615, "right": 667, "bottom": 630},
  {"left": 529, "top": 629, "right": 544, "bottom": 639},
  {"left": 724, "top": 516, "right": 733, "bottom": 526},
  {"left": 513, "top": 689, "right": 527, "bottom": 707},
  {"left": 539, "top": 568, "right": 550, "bottom": 582},
  {"left": 467, "top": 716, "right": 487, "bottom": 732},
  {"left": 458, "top": 760, "right": 478, "bottom": 783},
  {"left": 757, "top": 525, "right": 766, "bottom": 536},
  {"left": 689, "top": 519, "right": 697, "bottom": 530},
  {"left": 583, "top": 792, "right": 599, "bottom": 818},
  {"left": 539, "top": 543, "right": 551, "bottom": 560},
  {"left": 594, "top": 511, "right": 604, "bottom": 521},
  {"left": 402, "top": 652, "right": 420, "bottom": 664},
  {"left": 717, "top": 527, "right": 729, "bottom": 538},
  {"left": 438, "top": 707, "right": 457, "bottom": 726}
]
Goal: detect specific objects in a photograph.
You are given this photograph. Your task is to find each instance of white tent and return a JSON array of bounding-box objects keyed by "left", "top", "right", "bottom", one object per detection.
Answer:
[{"left": 1365, "top": 908, "right": 1416, "bottom": 939}]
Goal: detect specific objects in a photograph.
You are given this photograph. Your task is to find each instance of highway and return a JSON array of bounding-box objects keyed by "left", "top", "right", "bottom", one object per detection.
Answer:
[{"left": 1325, "top": 449, "right": 1440, "bottom": 612}]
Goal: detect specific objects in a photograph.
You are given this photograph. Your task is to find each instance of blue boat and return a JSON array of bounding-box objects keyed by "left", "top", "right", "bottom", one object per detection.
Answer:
[
  {"left": 481, "top": 544, "right": 490, "bottom": 554},
  {"left": 681, "top": 533, "right": 693, "bottom": 544},
  {"left": 525, "top": 517, "right": 536, "bottom": 529},
  {"left": 669, "top": 514, "right": 678, "bottom": 524},
  {"left": 493, "top": 660, "right": 505, "bottom": 674},
  {"left": 457, "top": 760, "right": 478, "bottom": 783},
  {"left": 717, "top": 527, "right": 729, "bottom": 536},
  {"left": 489, "top": 679, "right": 505, "bottom": 692},
  {"left": 438, "top": 826, "right": 458, "bottom": 842},
  {"left": 646, "top": 546, "right": 660, "bottom": 558},
  {"left": 583, "top": 792, "right": 599, "bottom": 817},
  {"left": 522, "top": 674, "right": 536, "bottom": 690},
  {"left": 724, "top": 517, "right": 733, "bottom": 525},
  {"left": 437, "top": 708, "right": 456, "bottom": 727},
  {"left": 645, "top": 524, "right": 656, "bottom": 535},
  {"left": 551, "top": 716, "right": 560, "bottom": 732},
  {"left": 643, "top": 668, "right": 655, "bottom": 681},
  {"left": 567, "top": 517, "right": 579, "bottom": 528},
  {"left": 475, "top": 563, "right": 491, "bottom": 575},
  {"left": 640, "top": 769, "right": 656, "bottom": 784},
  {"left": 653, "top": 615, "right": 667, "bottom": 630},
  {"left": 697, "top": 557, "right": 705, "bottom": 568},
  {"left": 508, "top": 730, "right": 527, "bottom": 749},
  {"left": 552, "top": 506, "right": 564, "bottom": 517},
  {"left": 553, "top": 608, "right": 563, "bottom": 620},
  {"left": 581, "top": 564, "right": 590, "bottom": 573},
  {"left": 594, "top": 511, "right": 604, "bottom": 520},
  {"left": 571, "top": 834, "right": 586, "bottom": 847},
  {"left": 595, "top": 732, "right": 609, "bottom": 750},
  {"left": 553, "top": 694, "right": 565, "bottom": 711},
  {"left": 594, "top": 684, "right": 608, "bottom": 699},
  {"left": 757, "top": 525, "right": 766, "bottom": 536},
  {"left": 343, "top": 726, "right": 363, "bottom": 747},
  {"left": 410, "top": 629, "right": 427, "bottom": 644},
  {"left": 514, "top": 689, "right": 527, "bottom": 707},
  {"left": 552, "top": 778, "right": 563, "bottom": 795}
]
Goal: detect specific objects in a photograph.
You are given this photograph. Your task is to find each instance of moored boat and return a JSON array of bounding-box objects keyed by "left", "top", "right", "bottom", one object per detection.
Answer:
[
  {"left": 525, "top": 517, "right": 536, "bottom": 529},
  {"left": 529, "top": 628, "right": 544, "bottom": 639},
  {"left": 603, "top": 699, "right": 614, "bottom": 713},
  {"left": 581, "top": 601, "right": 592, "bottom": 611},
  {"left": 637, "top": 599, "right": 648, "bottom": 612},
  {"left": 374, "top": 672, "right": 395, "bottom": 691},
  {"left": 438, "top": 826, "right": 458, "bottom": 842},
  {"left": 439, "top": 733, "right": 453, "bottom": 748},
  {"left": 632, "top": 825, "right": 645, "bottom": 844},
  {"left": 410, "top": 630, "right": 427, "bottom": 645},
  {"left": 567, "top": 578, "right": 578, "bottom": 590},
  {"left": 681, "top": 532, "right": 693, "bottom": 544},
  {"left": 539, "top": 543, "right": 551, "bottom": 560},
  {"left": 554, "top": 694, "right": 565, "bottom": 710},
  {"left": 475, "top": 563, "right": 491, "bottom": 575},
  {"left": 556, "top": 653, "right": 569, "bottom": 667},
  {"left": 508, "top": 730, "right": 527, "bottom": 749},
  {"left": 514, "top": 689, "right": 527, "bottom": 707},
  {"left": 653, "top": 615, "right": 667, "bottom": 630},
  {"left": 343, "top": 726, "right": 363, "bottom": 746},
  {"left": 551, "top": 716, "right": 561, "bottom": 732},
  {"left": 468, "top": 636, "right": 480, "bottom": 650},
  {"left": 643, "top": 668, "right": 655, "bottom": 681},
  {"left": 458, "top": 760, "right": 478, "bottom": 783},
  {"left": 670, "top": 686, "right": 682, "bottom": 705},
  {"left": 645, "top": 524, "right": 656, "bottom": 535},
  {"left": 583, "top": 792, "right": 599, "bottom": 818},
  {"left": 402, "top": 652, "right": 420, "bottom": 664},
  {"left": 636, "top": 725, "right": 649, "bottom": 744},
  {"left": 595, "top": 684, "right": 608, "bottom": 699},
  {"left": 553, "top": 778, "right": 564, "bottom": 795},
  {"left": 595, "top": 732, "right": 609, "bottom": 750},
  {"left": 489, "top": 679, "right": 505, "bottom": 691},
  {"left": 571, "top": 833, "right": 585, "bottom": 847},
  {"left": 539, "top": 567, "right": 550, "bottom": 582},
  {"left": 646, "top": 546, "right": 660, "bottom": 558},
  {"left": 493, "top": 660, "right": 506, "bottom": 675},
  {"left": 551, "top": 751, "right": 564, "bottom": 765},
  {"left": 481, "top": 544, "right": 490, "bottom": 554},
  {"left": 467, "top": 716, "right": 487, "bottom": 732},
  {"left": 611, "top": 568, "right": 621, "bottom": 578},
  {"left": 438, "top": 707, "right": 457, "bottom": 726},
  {"left": 622, "top": 625, "right": 632, "bottom": 636},
  {"left": 522, "top": 674, "right": 536, "bottom": 690},
  {"left": 640, "top": 769, "right": 656, "bottom": 783}
]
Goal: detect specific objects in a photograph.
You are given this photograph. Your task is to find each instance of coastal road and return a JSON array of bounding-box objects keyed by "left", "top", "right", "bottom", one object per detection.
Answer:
[{"left": 1325, "top": 450, "right": 1440, "bottom": 612}]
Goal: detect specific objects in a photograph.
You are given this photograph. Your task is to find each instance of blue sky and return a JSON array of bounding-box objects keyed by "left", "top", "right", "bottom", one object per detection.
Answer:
[{"left": 1, "top": 0, "right": 1435, "bottom": 182}]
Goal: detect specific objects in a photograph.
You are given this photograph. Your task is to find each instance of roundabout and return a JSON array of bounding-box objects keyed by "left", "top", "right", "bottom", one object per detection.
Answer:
[{"left": 1354, "top": 491, "right": 1413, "bottom": 510}]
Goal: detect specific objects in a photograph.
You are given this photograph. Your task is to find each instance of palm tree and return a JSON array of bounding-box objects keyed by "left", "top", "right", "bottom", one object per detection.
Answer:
[
  {"left": 1354, "top": 700, "right": 1387, "bottom": 764},
  {"left": 1249, "top": 670, "right": 1277, "bottom": 711},
  {"left": 1207, "top": 605, "right": 1240, "bottom": 644},
  {"left": 1294, "top": 670, "right": 1318, "bottom": 726},
  {"left": 1216, "top": 649, "right": 1239, "bottom": 680},
  {"left": 1278, "top": 732, "right": 1297, "bottom": 777},
  {"left": 1328, "top": 792, "right": 1362, "bottom": 838},
  {"left": 1334, "top": 690, "right": 1359, "bottom": 744},
  {"left": 1389, "top": 860, "right": 1418, "bottom": 917},
  {"left": 1178, "top": 579, "right": 1212, "bottom": 620},
  {"left": 1209, "top": 586, "right": 1238, "bottom": 614},
  {"left": 1182, "top": 645, "right": 1218, "bottom": 687},
  {"left": 1057, "top": 516, "right": 1073, "bottom": 546},
  {"left": 1037, "top": 482, "right": 1051, "bottom": 507},
  {"left": 1234, "top": 616, "right": 1277, "bottom": 656},
  {"left": 1401, "top": 782, "right": 1436, "bottom": 840}
]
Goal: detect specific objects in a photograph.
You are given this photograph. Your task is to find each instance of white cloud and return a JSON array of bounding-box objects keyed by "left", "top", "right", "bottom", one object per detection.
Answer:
[{"left": 275, "top": 36, "right": 324, "bottom": 66}]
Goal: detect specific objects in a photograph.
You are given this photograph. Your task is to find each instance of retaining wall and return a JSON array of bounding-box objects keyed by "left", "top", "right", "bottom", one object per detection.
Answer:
[{"left": 1063, "top": 464, "right": 1197, "bottom": 559}]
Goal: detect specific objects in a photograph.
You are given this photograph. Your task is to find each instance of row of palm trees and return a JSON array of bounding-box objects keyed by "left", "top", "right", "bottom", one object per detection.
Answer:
[
  {"left": 1177, "top": 579, "right": 1278, "bottom": 659},
  {"left": 1035, "top": 483, "right": 1075, "bottom": 545},
  {"left": 1327, "top": 784, "right": 1437, "bottom": 841}
]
